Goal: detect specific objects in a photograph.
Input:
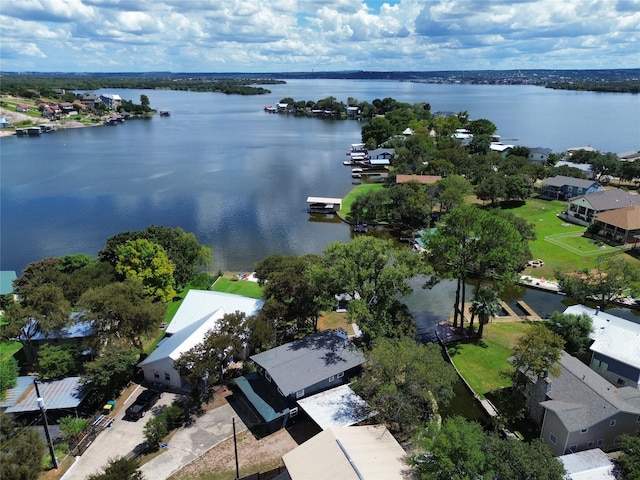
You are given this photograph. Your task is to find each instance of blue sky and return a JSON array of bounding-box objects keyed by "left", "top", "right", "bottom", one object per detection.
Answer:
[{"left": 1, "top": 0, "right": 638, "bottom": 72}]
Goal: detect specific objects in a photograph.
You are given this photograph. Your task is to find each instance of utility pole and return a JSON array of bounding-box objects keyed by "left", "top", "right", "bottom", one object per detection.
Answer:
[
  {"left": 233, "top": 417, "right": 240, "bottom": 479},
  {"left": 33, "top": 379, "right": 58, "bottom": 469}
]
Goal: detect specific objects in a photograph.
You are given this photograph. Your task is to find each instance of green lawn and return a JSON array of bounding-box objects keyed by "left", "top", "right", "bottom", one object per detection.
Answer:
[
  {"left": 339, "top": 184, "right": 385, "bottom": 218},
  {"left": 448, "top": 322, "right": 531, "bottom": 398},
  {"left": 503, "top": 197, "right": 635, "bottom": 277},
  {"left": 211, "top": 277, "right": 263, "bottom": 299},
  {"left": 0, "top": 341, "right": 22, "bottom": 362}
]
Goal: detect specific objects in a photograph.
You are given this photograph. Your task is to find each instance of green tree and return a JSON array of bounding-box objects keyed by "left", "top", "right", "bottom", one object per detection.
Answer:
[
  {"left": 468, "top": 118, "right": 497, "bottom": 136},
  {"left": 57, "top": 253, "right": 96, "bottom": 273},
  {"left": 0, "top": 358, "right": 19, "bottom": 396},
  {"left": 174, "top": 312, "right": 248, "bottom": 395},
  {"left": 115, "top": 239, "right": 176, "bottom": 302},
  {"left": 620, "top": 160, "right": 640, "bottom": 184},
  {"left": 310, "top": 237, "right": 422, "bottom": 343},
  {"left": 616, "top": 432, "right": 640, "bottom": 480},
  {"left": 468, "top": 133, "right": 492, "bottom": 155},
  {"left": 353, "top": 337, "right": 457, "bottom": 437},
  {"left": 556, "top": 254, "right": 640, "bottom": 309},
  {"left": 36, "top": 344, "right": 79, "bottom": 379},
  {"left": 411, "top": 416, "right": 487, "bottom": 479},
  {"left": 545, "top": 311, "right": 593, "bottom": 356},
  {"left": 79, "top": 279, "right": 164, "bottom": 352},
  {"left": 12, "top": 257, "right": 63, "bottom": 300},
  {"left": 361, "top": 116, "right": 393, "bottom": 148},
  {"left": 59, "top": 415, "right": 88, "bottom": 443},
  {"left": 0, "top": 413, "right": 46, "bottom": 480},
  {"left": 434, "top": 175, "right": 472, "bottom": 213},
  {"left": 484, "top": 435, "right": 565, "bottom": 480},
  {"left": 81, "top": 344, "right": 139, "bottom": 401},
  {"left": 143, "top": 416, "right": 168, "bottom": 448},
  {"left": 511, "top": 324, "right": 564, "bottom": 380},
  {"left": 475, "top": 172, "right": 506, "bottom": 205},
  {"left": 469, "top": 287, "right": 500, "bottom": 338},
  {"left": 85, "top": 456, "right": 145, "bottom": 480},
  {"left": 254, "top": 254, "right": 325, "bottom": 340}
]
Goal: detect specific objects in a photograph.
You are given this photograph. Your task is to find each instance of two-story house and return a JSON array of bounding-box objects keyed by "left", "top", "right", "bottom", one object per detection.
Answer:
[
  {"left": 564, "top": 188, "right": 640, "bottom": 226},
  {"left": 539, "top": 175, "right": 602, "bottom": 201},
  {"left": 525, "top": 351, "right": 640, "bottom": 456}
]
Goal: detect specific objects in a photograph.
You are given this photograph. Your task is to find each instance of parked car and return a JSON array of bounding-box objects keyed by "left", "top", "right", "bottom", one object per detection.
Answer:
[{"left": 125, "top": 389, "right": 162, "bottom": 420}]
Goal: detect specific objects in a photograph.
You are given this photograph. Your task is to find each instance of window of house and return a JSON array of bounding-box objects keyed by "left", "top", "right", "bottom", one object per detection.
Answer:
[
  {"left": 568, "top": 444, "right": 577, "bottom": 453},
  {"left": 617, "top": 378, "right": 625, "bottom": 385},
  {"left": 328, "top": 376, "right": 335, "bottom": 382},
  {"left": 610, "top": 419, "right": 617, "bottom": 427},
  {"left": 296, "top": 389, "right": 305, "bottom": 399},
  {"left": 596, "top": 439, "right": 604, "bottom": 447},
  {"left": 549, "top": 433, "right": 557, "bottom": 445},
  {"left": 265, "top": 371, "right": 271, "bottom": 382},
  {"left": 154, "top": 370, "right": 160, "bottom": 379},
  {"left": 290, "top": 407, "right": 298, "bottom": 417},
  {"left": 337, "top": 372, "right": 344, "bottom": 379},
  {"left": 164, "top": 372, "right": 170, "bottom": 381},
  {"left": 588, "top": 441, "right": 594, "bottom": 448},
  {"left": 580, "top": 428, "right": 588, "bottom": 434}
]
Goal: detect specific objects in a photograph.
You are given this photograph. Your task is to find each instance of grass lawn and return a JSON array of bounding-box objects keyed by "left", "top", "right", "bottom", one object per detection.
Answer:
[
  {"left": 211, "top": 277, "right": 263, "bottom": 299},
  {"left": 339, "top": 183, "right": 385, "bottom": 218},
  {"left": 502, "top": 197, "right": 636, "bottom": 277},
  {"left": 0, "top": 341, "right": 22, "bottom": 361},
  {"left": 447, "top": 322, "right": 532, "bottom": 399}
]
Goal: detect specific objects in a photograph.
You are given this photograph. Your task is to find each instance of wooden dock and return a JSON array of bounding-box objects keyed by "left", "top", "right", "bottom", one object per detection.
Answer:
[{"left": 516, "top": 300, "right": 541, "bottom": 320}]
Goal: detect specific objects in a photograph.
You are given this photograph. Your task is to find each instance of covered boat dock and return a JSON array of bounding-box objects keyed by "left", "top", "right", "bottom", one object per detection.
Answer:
[{"left": 307, "top": 196, "right": 342, "bottom": 214}]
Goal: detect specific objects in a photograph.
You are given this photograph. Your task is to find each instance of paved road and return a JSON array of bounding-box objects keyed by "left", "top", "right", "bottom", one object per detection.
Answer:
[
  {"left": 62, "top": 386, "right": 176, "bottom": 480},
  {"left": 140, "top": 403, "right": 247, "bottom": 480}
]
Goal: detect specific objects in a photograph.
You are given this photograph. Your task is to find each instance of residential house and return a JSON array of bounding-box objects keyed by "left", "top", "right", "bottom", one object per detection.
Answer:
[
  {"left": 567, "top": 146, "right": 598, "bottom": 157},
  {"left": 563, "top": 305, "right": 640, "bottom": 389},
  {"left": 555, "top": 161, "right": 595, "bottom": 179},
  {"left": 0, "top": 116, "right": 10, "bottom": 128},
  {"left": 58, "top": 102, "right": 76, "bottom": 115},
  {"left": 346, "top": 106, "right": 359, "bottom": 117},
  {"left": 16, "top": 104, "right": 31, "bottom": 113},
  {"left": 79, "top": 92, "right": 102, "bottom": 110},
  {"left": 539, "top": 175, "right": 602, "bottom": 200},
  {"left": 617, "top": 151, "right": 640, "bottom": 163},
  {"left": 563, "top": 188, "right": 640, "bottom": 225},
  {"left": 234, "top": 330, "right": 366, "bottom": 430},
  {"left": 367, "top": 148, "right": 395, "bottom": 161},
  {"left": 99, "top": 93, "right": 122, "bottom": 110},
  {"left": 524, "top": 351, "right": 640, "bottom": 456},
  {"left": 594, "top": 205, "right": 640, "bottom": 245},
  {"left": 138, "top": 290, "right": 263, "bottom": 390},
  {"left": 276, "top": 425, "right": 409, "bottom": 480},
  {"left": 528, "top": 147, "right": 553, "bottom": 166},
  {"left": 489, "top": 143, "right": 514, "bottom": 157},
  {"left": 558, "top": 449, "right": 615, "bottom": 480}
]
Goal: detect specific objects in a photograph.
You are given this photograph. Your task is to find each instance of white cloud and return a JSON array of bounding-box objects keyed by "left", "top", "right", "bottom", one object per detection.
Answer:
[{"left": 0, "top": 0, "right": 637, "bottom": 71}]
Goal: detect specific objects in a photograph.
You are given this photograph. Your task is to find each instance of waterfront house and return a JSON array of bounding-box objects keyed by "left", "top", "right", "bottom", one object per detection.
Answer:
[
  {"left": 278, "top": 425, "right": 408, "bottom": 480},
  {"left": 524, "top": 351, "right": 640, "bottom": 456},
  {"left": 539, "top": 175, "right": 602, "bottom": 200},
  {"left": 16, "top": 104, "right": 31, "bottom": 113},
  {"left": 99, "top": 93, "right": 122, "bottom": 110},
  {"left": 564, "top": 305, "right": 640, "bottom": 389},
  {"left": 79, "top": 92, "right": 102, "bottom": 110},
  {"left": 567, "top": 146, "right": 598, "bottom": 157},
  {"left": 233, "top": 330, "right": 366, "bottom": 431},
  {"left": 563, "top": 188, "right": 640, "bottom": 225},
  {"left": 0, "top": 116, "right": 10, "bottom": 128},
  {"left": 367, "top": 148, "right": 396, "bottom": 161},
  {"left": 489, "top": 143, "right": 514, "bottom": 157},
  {"left": 594, "top": 205, "right": 640, "bottom": 245},
  {"left": 618, "top": 151, "right": 640, "bottom": 163},
  {"left": 528, "top": 147, "right": 553, "bottom": 166}
]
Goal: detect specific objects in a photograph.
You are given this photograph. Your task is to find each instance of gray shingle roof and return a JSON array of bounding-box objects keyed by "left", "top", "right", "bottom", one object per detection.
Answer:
[
  {"left": 540, "top": 352, "right": 640, "bottom": 431},
  {"left": 576, "top": 188, "right": 640, "bottom": 212},
  {"left": 542, "top": 175, "right": 598, "bottom": 189},
  {"left": 250, "top": 330, "right": 366, "bottom": 397}
]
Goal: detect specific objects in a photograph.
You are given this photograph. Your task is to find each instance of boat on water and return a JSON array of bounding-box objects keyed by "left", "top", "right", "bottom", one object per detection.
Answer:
[
  {"left": 159, "top": 110, "right": 171, "bottom": 117},
  {"left": 351, "top": 167, "right": 363, "bottom": 178}
]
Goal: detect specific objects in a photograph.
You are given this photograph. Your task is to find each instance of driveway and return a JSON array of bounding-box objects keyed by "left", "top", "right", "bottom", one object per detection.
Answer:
[
  {"left": 62, "top": 385, "right": 176, "bottom": 480},
  {"left": 139, "top": 403, "right": 247, "bottom": 480}
]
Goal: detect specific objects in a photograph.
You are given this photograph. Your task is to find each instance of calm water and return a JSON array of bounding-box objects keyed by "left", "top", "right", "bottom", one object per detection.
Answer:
[{"left": 2, "top": 80, "right": 639, "bottom": 326}]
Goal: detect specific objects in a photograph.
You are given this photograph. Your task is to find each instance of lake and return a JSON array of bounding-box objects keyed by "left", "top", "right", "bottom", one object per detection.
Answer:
[{"left": 2, "top": 79, "right": 639, "bottom": 326}]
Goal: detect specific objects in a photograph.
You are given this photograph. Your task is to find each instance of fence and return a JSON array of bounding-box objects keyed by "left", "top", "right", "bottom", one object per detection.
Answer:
[{"left": 237, "top": 465, "right": 286, "bottom": 480}]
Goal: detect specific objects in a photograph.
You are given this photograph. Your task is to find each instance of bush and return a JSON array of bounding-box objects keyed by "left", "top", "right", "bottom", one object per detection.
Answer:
[
  {"left": 142, "top": 401, "right": 186, "bottom": 447},
  {"left": 36, "top": 344, "right": 79, "bottom": 379},
  {"left": 0, "top": 357, "right": 19, "bottom": 395}
]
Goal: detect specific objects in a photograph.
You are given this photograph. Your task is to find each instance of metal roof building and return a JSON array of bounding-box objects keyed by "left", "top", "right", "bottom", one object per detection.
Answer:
[{"left": 5, "top": 377, "right": 90, "bottom": 414}]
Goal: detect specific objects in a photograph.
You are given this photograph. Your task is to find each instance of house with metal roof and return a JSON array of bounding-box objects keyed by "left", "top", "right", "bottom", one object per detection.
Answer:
[
  {"left": 564, "top": 305, "right": 640, "bottom": 389},
  {"left": 525, "top": 351, "right": 640, "bottom": 456},
  {"left": 138, "top": 308, "right": 226, "bottom": 390},
  {"left": 563, "top": 188, "right": 640, "bottom": 226},
  {"left": 594, "top": 205, "right": 640, "bottom": 245},
  {"left": 234, "top": 330, "right": 366, "bottom": 431},
  {"left": 4, "top": 377, "right": 91, "bottom": 417},
  {"left": 558, "top": 448, "right": 615, "bottom": 480},
  {"left": 539, "top": 175, "right": 602, "bottom": 200},
  {"left": 165, "top": 290, "right": 263, "bottom": 336},
  {"left": 277, "top": 425, "right": 409, "bottom": 480}
]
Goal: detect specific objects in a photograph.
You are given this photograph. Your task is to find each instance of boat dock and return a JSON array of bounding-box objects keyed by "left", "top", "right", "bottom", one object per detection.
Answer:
[{"left": 307, "top": 196, "right": 342, "bottom": 214}]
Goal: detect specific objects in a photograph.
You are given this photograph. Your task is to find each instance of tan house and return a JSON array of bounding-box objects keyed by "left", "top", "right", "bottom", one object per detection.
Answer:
[{"left": 593, "top": 205, "right": 640, "bottom": 245}]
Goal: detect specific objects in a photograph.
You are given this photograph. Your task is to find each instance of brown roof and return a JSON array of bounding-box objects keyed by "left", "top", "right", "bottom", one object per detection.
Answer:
[
  {"left": 595, "top": 205, "right": 640, "bottom": 230},
  {"left": 395, "top": 174, "right": 442, "bottom": 185}
]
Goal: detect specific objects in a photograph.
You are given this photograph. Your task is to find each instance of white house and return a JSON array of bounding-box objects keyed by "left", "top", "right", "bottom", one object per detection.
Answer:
[{"left": 139, "top": 290, "right": 263, "bottom": 390}]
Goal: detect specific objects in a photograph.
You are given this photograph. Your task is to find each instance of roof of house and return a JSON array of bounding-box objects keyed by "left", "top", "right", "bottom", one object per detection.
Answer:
[
  {"left": 539, "top": 352, "right": 640, "bottom": 432},
  {"left": 489, "top": 143, "right": 514, "bottom": 152},
  {"left": 0, "top": 270, "right": 16, "bottom": 295},
  {"left": 559, "top": 449, "right": 615, "bottom": 480},
  {"left": 0, "top": 376, "right": 37, "bottom": 410},
  {"left": 529, "top": 147, "right": 553, "bottom": 155},
  {"left": 138, "top": 308, "right": 225, "bottom": 367},
  {"left": 250, "top": 330, "right": 366, "bottom": 397},
  {"left": 595, "top": 205, "right": 640, "bottom": 231},
  {"left": 282, "top": 425, "right": 410, "bottom": 480},
  {"left": 541, "top": 175, "right": 599, "bottom": 189},
  {"left": 571, "top": 188, "right": 640, "bottom": 211},
  {"left": 564, "top": 304, "right": 640, "bottom": 369},
  {"left": 5, "top": 377, "right": 91, "bottom": 413},
  {"left": 165, "top": 290, "right": 263, "bottom": 336},
  {"left": 19, "top": 312, "right": 93, "bottom": 341},
  {"left": 618, "top": 151, "right": 640, "bottom": 162},
  {"left": 395, "top": 174, "right": 442, "bottom": 185},
  {"left": 296, "top": 383, "right": 372, "bottom": 430}
]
